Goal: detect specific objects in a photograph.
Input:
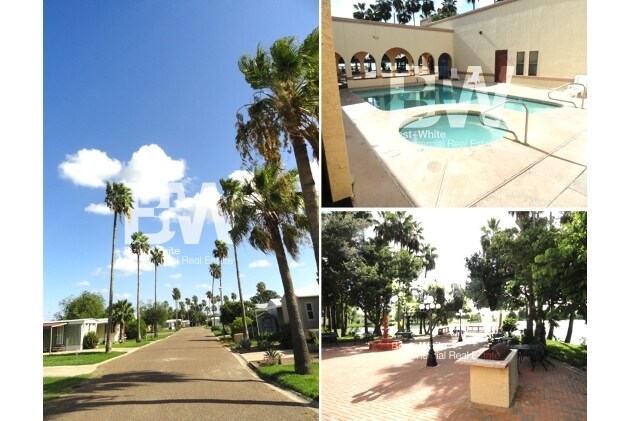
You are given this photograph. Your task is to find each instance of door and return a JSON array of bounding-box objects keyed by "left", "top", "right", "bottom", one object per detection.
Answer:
[{"left": 495, "top": 50, "right": 508, "bottom": 83}]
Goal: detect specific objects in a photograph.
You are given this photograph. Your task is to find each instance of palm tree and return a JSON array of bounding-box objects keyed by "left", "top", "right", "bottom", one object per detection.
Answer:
[
  {"left": 149, "top": 246, "right": 164, "bottom": 338},
  {"left": 467, "top": 0, "right": 477, "bottom": 10},
  {"left": 131, "top": 231, "right": 149, "bottom": 342},
  {"left": 353, "top": 2, "right": 367, "bottom": 19},
  {"left": 172, "top": 287, "right": 181, "bottom": 327},
  {"left": 374, "top": 0, "right": 394, "bottom": 22},
  {"left": 218, "top": 177, "right": 250, "bottom": 340},
  {"left": 104, "top": 182, "right": 134, "bottom": 352},
  {"left": 112, "top": 299, "right": 134, "bottom": 342},
  {"left": 185, "top": 297, "right": 191, "bottom": 320},
  {"left": 209, "top": 263, "right": 221, "bottom": 323},
  {"left": 422, "top": 244, "right": 438, "bottom": 278},
  {"left": 407, "top": 0, "right": 422, "bottom": 25},
  {"left": 480, "top": 217, "right": 501, "bottom": 256},
  {"left": 236, "top": 28, "right": 320, "bottom": 270},
  {"left": 227, "top": 163, "right": 313, "bottom": 375},
  {"left": 212, "top": 240, "right": 229, "bottom": 331},
  {"left": 421, "top": 0, "right": 435, "bottom": 18},
  {"left": 440, "top": 0, "right": 457, "bottom": 15}
]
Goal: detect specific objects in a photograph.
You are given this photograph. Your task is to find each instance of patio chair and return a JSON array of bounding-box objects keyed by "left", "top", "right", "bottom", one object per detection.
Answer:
[
  {"left": 465, "top": 69, "right": 480, "bottom": 86},
  {"left": 566, "top": 75, "right": 587, "bottom": 98},
  {"left": 450, "top": 68, "right": 460, "bottom": 80}
]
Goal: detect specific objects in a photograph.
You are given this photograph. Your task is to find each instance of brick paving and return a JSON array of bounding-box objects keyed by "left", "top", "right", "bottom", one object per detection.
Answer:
[{"left": 321, "top": 334, "right": 586, "bottom": 421}]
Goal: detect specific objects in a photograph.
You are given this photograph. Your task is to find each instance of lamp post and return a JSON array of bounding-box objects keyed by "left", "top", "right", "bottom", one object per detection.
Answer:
[
  {"left": 457, "top": 309, "right": 465, "bottom": 342},
  {"left": 424, "top": 296, "right": 441, "bottom": 367}
]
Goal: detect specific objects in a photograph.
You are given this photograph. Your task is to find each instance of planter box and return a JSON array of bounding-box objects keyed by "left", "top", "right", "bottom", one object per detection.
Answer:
[{"left": 456, "top": 347, "right": 519, "bottom": 408}]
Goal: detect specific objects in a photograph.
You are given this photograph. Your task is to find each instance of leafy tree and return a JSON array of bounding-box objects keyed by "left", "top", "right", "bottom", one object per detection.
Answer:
[
  {"left": 55, "top": 291, "right": 106, "bottom": 320},
  {"left": 353, "top": 2, "right": 368, "bottom": 19},
  {"left": 142, "top": 301, "right": 169, "bottom": 333},
  {"left": 111, "top": 299, "right": 134, "bottom": 341},
  {"left": 149, "top": 246, "right": 164, "bottom": 338},
  {"left": 131, "top": 231, "right": 149, "bottom": 342},
  {"left": 250, "top": 282, "right": 281, "bottom": 304},
  {"left": 104, "top": 181, "right": 134, "bottom": 352},
  {"left": 421, "top": 0, "right": 435, "bottom": 18},
  {"left": 226, "top": 163, "right": 313, "bottom": 374},
  {"left": 220, "top": 300, "right": 256, "bottom": 327},
  {"left": 236, "top": 28, "right": 320, "bottom": 270}
]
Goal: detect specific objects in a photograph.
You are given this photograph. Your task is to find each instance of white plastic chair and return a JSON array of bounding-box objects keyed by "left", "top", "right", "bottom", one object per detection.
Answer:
[
  {"left": 566, "top": 75, "right": 587, "bottom": 98},
  {"left": 450, "top": 68, "right": 460, "bottom": 80},
  {"left": 465, "top": 69, "right": 480, "bottom": 86}
]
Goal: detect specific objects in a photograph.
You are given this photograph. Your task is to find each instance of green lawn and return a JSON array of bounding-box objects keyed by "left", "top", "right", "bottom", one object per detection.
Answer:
[
  {"left": 43, "top": 352, "right": 125, "bottom": 367},
  {"left": 546, "top": 340, "right": 587, "bottom": 370},
  {"left": 44, "top": 375, "right": 91, "bottom": 400},
  {"left": 256, "top": 362, "right": 319, "bottom": 400}
]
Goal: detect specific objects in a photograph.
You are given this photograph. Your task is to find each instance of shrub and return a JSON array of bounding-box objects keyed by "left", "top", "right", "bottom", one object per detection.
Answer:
[
  {"left": 231, "top": 316, "right": 253, "bottom": 336},
  {"left": 468, "top": 313, "right": 482, "bottom": 323},
  {"left": 240, "top": 338, "right": 251, "bottom": 351},
  {"left": 83, "top": 331, "right": 99, "bottom": 349},
  {"left": 126, "top": 318, "right": 147, "bottom": 340},
  {"left": 259, "top": 348, "right": 282, "bottom": 366},
  {"left": 279, "top": 324, "right": 293, "bottom": 349},
  {"left": 501, "top": 317, "right": 518, "bottom": 335}
]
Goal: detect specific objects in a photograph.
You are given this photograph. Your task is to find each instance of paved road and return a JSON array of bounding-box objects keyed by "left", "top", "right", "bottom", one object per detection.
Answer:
[{"left": 44, "top": 327, "right": 318, "bottom": 420}]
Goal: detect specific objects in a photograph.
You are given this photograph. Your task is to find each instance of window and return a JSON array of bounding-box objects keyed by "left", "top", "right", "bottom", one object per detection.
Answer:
[
  {"left": 55, "top": 326, "right": 64, "bottom": 345},
  {"left": 516, "top": 52, "right": 525, "bottom": 76},
  {"left": 305, "top": 303, "right": 315, "bottom": 320},
  {"left": 528, "top": 51, "right": 539, "bottom": 76}
]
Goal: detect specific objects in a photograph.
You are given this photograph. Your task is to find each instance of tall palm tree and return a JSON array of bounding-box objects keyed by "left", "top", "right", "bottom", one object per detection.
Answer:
[
  {"left": 440, "top": 0, "right": 457, "bottom": 15},
  {"left": 374, "top": 0, "right": 394, "bottom": 22},
  {"left": 104, "top": 182, "right": 134, "bottom": 352},
  {"left": 131, "top": 231, "right": 149, "bottom": 342},
  {"left": 208, "top": 263, "right": 221, "bottom": 323},
  {"left": 185, "top": 297, "right": 191, "bottom": 320},
  {"left": 467, "top": 0, "right": 477, "bottom": 10},
  {"left": 149, "top": 246, "right": 164, "bottom": 338},
  {"left": 112, "top": 299, "right": 134, "bottom": 342},
  {"left": 228, "top": 163, "right": 313, "bottom": 375},
  {"left": 353, "top": 2, "right": 367, "bottom": 19},
  {"left": 480, "top": 217, "right": 501, "bottom": 256},
  {"left": 172, "top": 287, "right": 181, "bottom": 327},
  {"left": 212, "top": 240, "right": 229, "bottom": 330},
  {"left": 218, "top": 177, "right": 250, "bottom": 340},
  {"left": 236, "top": 28, "right": 320, "bottom": 270}
]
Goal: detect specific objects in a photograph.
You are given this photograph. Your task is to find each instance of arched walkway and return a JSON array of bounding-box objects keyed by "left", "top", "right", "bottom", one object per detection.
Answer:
[
  {"left": 382, "top": 47, "right": 414, "bottom": 77},
  {"left": 350, "top": 51, "right": 377, "bottom": 79},
  {"left": 418, "top": 52, "right": 435, "bottom": 75}
]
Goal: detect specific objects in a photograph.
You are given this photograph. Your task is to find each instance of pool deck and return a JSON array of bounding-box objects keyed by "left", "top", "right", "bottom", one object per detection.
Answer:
[{"left": 341, "top": 81, "right": 587, "bottom": 208}]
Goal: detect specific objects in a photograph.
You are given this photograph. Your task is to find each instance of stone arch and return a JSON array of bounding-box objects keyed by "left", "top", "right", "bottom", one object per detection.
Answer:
[
  {"left": 382, "top": 47, "right": 415, "bottom": 77},
  {"left": 418, "top": 52, "right": 435, "bottom": 75},
  {"left": 350, "top": 51, "right": 377, "bottom": 79}
]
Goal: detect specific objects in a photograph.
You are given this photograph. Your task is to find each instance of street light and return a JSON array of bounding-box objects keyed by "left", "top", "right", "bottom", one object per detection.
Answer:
[
  {"left": 457, "top": 309, "right": 465, "bottom": 342},
  {"left": 424, "top": 296, "right": 441, "bottom": 367}
]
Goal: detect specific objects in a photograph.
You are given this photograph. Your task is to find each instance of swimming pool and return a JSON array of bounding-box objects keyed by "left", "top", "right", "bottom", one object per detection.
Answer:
[
  {"left": 355, "top": 84, "right": 561, "bottom": 113},
  {"left": 399, "top": 112, "right": 509, "bottom": 148}
]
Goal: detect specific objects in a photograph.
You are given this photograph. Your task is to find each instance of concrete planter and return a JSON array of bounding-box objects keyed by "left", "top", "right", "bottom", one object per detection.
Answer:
[{"left": 455, "top": 347, "right": 519, "bottom": 408}]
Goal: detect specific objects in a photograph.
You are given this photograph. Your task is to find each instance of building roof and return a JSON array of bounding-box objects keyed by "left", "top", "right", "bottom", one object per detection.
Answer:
[
  {"left": 43, "top": 322, "right": 67, "bottom": 328},
  {"left": 291, "top": 283, "right": 319, "bottom": 298}
]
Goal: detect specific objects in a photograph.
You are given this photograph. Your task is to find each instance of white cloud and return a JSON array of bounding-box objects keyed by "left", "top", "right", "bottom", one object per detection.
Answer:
[
  {"left": 113, "top": 245, "right": 179, "bottom": 275},
  {"left": 289, "top": 261, "right": 305, "bottom": 268},
  {"left": 85, "top": 203, "right": 112, "bottom": 215},
  {"left": 120, "top": 144, "right": 186, "bottom": 204},
  {"left": 227, "top": 169, "right": 252, "bottom": 183},
  {"left": 77, "top": 280, "right": 90, "bottom": 286},
  {"left": 59, "top": 148, "right": 122, "bottom": 187},
  {"left": 91, "top": 267, "right": 105, "bottom": 276},
  {"left": 169, "top": 274, "right": 182, "bottom": 279},
  {"left": 249, "top": 259, "right": 271, "bottom": 268},
  {"left": 195, "top": 283, "right": 211, "bottom": 289}
]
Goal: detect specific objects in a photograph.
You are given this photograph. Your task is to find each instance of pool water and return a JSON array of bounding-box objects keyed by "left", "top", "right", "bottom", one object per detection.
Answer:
[
  {"left": 399, "top": 113, "right": 508, "bottom": 148},
  {"left": 356, "top": 84, "right": 560, "bottom": 113}
]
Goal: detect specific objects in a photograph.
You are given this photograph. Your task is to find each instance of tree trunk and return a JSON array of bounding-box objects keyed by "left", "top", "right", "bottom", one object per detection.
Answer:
[
  {"left": 547, "top": 320, "right": 555, "bottom": 340},
  {"left": 270, "top": 227, "right": 312, "bottom": 375},
  {"left": 233, "top": 242, "right": 249, "bottom": 340},
  {"left": 291, "top": 138, "right": 320, "bottom": 273},
  {"left": 137, "top": 256, "right": 142, "bottom": 342},
  {"left": 564, "top": 312, "right": 575, "bottom": 343},
  {"left": 210, "top": 276, "right": 215, "bottom": 327},
  {"left": 340, "top": 295, "right": 347, "bottom": 337},
  {"left": 154, "top": 266, "right": 158, "bottom": 338},
  {"left": 106, "top": 213, "right": 117, "bottom": 353},
  {"left": 364, "top": 313, "right": 368, "bottom": 334}
]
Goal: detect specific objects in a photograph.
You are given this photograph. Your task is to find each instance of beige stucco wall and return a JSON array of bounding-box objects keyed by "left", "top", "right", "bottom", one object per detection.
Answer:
[
  {"left": 332, "top": 17, "right": 454, "bottom": 89},
  {"left": 468, "top": 353, "right": 519, "bottom": 408},
  {"left": 322, "top": 0, "right": 353, "bottom": 203},
  {"left": 429, "top": 0, "right": 586, "bottom": 87}
]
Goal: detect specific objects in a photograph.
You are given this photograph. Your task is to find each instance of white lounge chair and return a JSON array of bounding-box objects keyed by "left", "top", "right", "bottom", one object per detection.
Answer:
[
  {"left": 566, "top": 75, "right": 587, "bottom": 98},
  {"left": 465, "top": 69, "right": 480, "bottom": 86},
  {"left": 450, "top": 68, "right": 460, "bottom": 80}
]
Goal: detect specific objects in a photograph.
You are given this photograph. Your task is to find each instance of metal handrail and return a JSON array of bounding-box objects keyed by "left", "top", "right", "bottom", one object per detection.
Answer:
[
  {"left": 548, "top": 83, "right": 586, "bottom": 109},
  {"left": 479, "top": 100, "right": 529, "bottom": 144}
]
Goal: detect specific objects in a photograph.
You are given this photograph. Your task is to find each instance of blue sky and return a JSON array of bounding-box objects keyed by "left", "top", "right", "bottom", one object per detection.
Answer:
[
  {"left": 42, "top": 0, "right": 319, "bottom": 320},
  {"left": 331, "top": 0, "right": 496, "bottom": 19}
]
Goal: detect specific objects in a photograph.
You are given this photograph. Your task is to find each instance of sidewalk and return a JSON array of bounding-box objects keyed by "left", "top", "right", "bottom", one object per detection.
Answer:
[{"left": 321, "top": 334, "right": 586, "bottom": 420}]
